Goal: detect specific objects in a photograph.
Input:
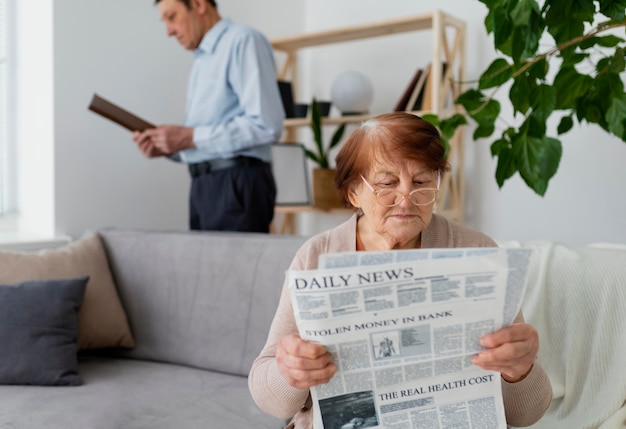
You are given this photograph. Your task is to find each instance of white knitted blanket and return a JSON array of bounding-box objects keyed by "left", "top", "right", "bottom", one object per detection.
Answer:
[{"left": 509, "top": 241, "right": 626, "bottom": 429}]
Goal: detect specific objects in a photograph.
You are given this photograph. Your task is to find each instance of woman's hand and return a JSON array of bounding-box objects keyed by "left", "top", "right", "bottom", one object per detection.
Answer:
[
  {"left": 472, "top": 322, "right": 538, "bottom": 382},
  {"left": 276, "top": 334, "right": 337, "bottom": 389}
]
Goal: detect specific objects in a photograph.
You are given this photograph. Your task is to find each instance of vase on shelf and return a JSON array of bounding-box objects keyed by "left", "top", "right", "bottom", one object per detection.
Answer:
[
  {"left": 316, "top": 101, "right": 332, "bottom": 117},
  {"left": 293, "top": 103, "right": 308, "bottom": 118},
  {"left": 312, "top": 168, "right": 344, "bottom": 209}
]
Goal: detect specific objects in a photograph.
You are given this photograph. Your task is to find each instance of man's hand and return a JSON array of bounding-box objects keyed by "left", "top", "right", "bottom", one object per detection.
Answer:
[
  {"left": 276, "top": 334, "right": 337, "bottom": 389},
  {"left": 472, "top": 322, "right": 538, "bottom": 382},
  {"left": 132, "top": 125, "right": 195, "bottom": 157}
]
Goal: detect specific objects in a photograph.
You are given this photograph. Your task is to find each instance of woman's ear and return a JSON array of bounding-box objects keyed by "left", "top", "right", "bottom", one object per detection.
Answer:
[{"left": 347, "top": 187, "right": 360, "bottom": 209}]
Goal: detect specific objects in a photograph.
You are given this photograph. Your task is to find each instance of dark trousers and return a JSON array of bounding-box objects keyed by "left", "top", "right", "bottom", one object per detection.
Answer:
[{"left": 189, "top": 160, "right": 276, "bottom": 232}]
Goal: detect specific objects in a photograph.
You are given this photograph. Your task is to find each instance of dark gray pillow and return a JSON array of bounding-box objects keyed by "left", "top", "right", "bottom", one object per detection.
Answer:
[{"left": 0, "top": 276, "right": 88, "bottom": 385}]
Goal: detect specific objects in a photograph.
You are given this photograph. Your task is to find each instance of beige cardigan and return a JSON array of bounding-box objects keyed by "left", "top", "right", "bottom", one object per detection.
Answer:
[{"left": 249, "top": 214, "right": 552, "bottom": 428}]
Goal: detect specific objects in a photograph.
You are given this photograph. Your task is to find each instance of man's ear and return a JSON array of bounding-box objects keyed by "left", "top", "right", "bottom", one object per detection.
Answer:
[{"left": 190, "top": 0, "right": 208, "bottom": 14}]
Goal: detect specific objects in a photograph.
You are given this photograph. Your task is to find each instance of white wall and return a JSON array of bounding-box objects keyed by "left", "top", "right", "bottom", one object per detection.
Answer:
[
  {"left": 14, "top": 0, "right": 54, "bottom": 237},
  {"left": 14, "top": 0, "right": 626, "bottom": 244}
]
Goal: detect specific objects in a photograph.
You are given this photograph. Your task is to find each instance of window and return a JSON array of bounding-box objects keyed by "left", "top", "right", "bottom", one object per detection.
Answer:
[{"left": 0, "top": 0, "right": 11, "bottom": 217}]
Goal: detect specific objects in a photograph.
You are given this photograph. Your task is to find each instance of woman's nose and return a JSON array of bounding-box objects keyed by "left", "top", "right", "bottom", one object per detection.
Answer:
[{"left": 395, "top": 193, "right": 413, "bottom": 208}]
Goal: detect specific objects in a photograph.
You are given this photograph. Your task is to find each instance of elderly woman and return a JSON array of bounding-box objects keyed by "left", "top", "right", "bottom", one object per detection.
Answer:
[{"left": 249, "top": 112, "right": 552, "bottom": 428}]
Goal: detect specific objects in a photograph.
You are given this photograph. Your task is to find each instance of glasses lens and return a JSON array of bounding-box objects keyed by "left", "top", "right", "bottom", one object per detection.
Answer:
[
  {"left": 409, "top": 189, "right": 437, "bottom": 206},
  {"left": 375, "top": 189, "right": 436, "bottom": 207},
  {"left": 375, "top": 190, "right": 398, "bottom": 207}
]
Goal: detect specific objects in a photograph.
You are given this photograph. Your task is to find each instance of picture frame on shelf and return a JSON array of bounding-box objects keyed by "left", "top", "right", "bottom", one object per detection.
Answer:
[
  {"left": 277, "top": 80, "right": 296, "bottom": 118},
  {"left": 407, "top": 63, "right": 430, "bottom": 111},
  {"left": 270, "top": 143, "right": 311, "bottom": 206},
  {"left": 393, "top": 68, "right": 422, "bottom": 111}
]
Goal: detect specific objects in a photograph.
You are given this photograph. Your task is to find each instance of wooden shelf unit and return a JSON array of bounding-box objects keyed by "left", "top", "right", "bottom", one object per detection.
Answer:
[{"left": 270, "top": 10, "right": 467, "bottom": 234}]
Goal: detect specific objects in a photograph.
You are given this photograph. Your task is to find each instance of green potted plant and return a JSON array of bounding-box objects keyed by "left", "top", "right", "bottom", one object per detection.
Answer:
[
  {"left": 305, "top": 98, "right": 347, "bottom": 208},
  {"left": 428, "top": 0, "right": 626, "bottom": 196}
]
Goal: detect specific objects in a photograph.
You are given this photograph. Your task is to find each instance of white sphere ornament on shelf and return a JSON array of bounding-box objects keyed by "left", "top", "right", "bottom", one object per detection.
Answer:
[{"left": 330, "top": 70, "right": 374, "bottom": 115}]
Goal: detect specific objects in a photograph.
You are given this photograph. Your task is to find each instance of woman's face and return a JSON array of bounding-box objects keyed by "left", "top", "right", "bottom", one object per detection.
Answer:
[{"left": 349, "top": 156, "right": 438, "bottom": 250}]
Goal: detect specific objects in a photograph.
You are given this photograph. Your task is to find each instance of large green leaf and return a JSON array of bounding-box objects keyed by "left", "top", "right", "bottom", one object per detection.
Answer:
[
  {"left": 494, "top": 143, "right": 518, "bottom": 187},
  {"left": 307, "top": 98, "right": 346, "bottom": 168},
  {"left": 508, "top": 58, "right": 548, "bottom": 115},
  {"left": 456, "top": 88, "right": 484, "bottom": 113},
  {"left": 310, "top": 98, "right": 324, "bottom": 158},
  {"left": 526, "top": 57, "right": 549, "bottom": 80},
  {"left": 557, "top": 115, "right": 574, "bottom": 135},
  {"left": 512, "top": 133, "right": 562, "bottom": 195},
  {"left": 422, "top": 113, "right": 468, "bottom": 159},
  {"left": 511, "top": 0, "right": 541, "bottom": 26},
  {"left": 509, "top": 76, "right": 534, "bottom": 114},
  {"left": 483, "top": 3, "right": 496, "bottom": 34},
  {"left": 544, "top": 0, "right": 595, "bottom": 61},
  {"left": 479, "top": 58, "right": 513, "bottom": 89},
  {"left": 606, "top": 92, "right": 626, "bottom": 138},
  {"left": 578, "top": 72, "right": 623, "bottom": 129},
  {"left": 523, "top": 112, "right": 548, "bottom": 138},
  {"left": 553, "top": 66, "right": 593, "bottom": 109},
  {"left": 456, "top": 89, "right": 501, "bottom": 139},
  {"left": 439, "top": 114, "right": 468, "bottom": 139},
  {"left": 510, "top": 6, "right": 544, "bottom": 62},
  {"left": 599, "top": 0, "right": 626, "bottom": 21},
  {"left": 440, "top": 114, "right": 468, "bottom": 158},
  {"left": 490, "top": 134, "right": 510, "bottom": 157},
  {"left": 579, "top": 35, "right": 625, "bottom": 49},
  {"left": 531, "top": 84, "right": 556, "bottom": 123},
  {"left": 596, "top": 50, "right": 625, "bottom": 75},
  {"left": 545, "top": 0, "right": 595, "bottom": 45},
  {"left": 577, "top": 95, "right": 606, "bottom": 126},
  {"left": 561, "top": 52, "right": 589, "bottom": 67},
  {"left": 304, "top": 148, "right": 324, "bottom": 168},
  {"left": 492, "top": 5, "right": 514, "bottom": 55},
  {"left": 421, "top": 113, "right": 440, "bottom": 127},
  {"left": 328, "top": 124, "right": 346, "bottom": 151}
]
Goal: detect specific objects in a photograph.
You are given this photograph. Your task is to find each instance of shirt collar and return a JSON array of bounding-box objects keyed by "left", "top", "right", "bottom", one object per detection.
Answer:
[{"left": 196, "top": 17, "right": 232, "bottom": 55}]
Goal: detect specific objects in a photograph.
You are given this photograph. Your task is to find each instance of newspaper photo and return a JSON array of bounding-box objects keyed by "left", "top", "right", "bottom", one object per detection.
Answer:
[{"left": 287, "top": 247, "right": 534, "bottom": 429}]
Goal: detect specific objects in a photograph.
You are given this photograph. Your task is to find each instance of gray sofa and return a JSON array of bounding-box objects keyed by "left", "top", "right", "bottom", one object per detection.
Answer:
[
  {"left": 0, "top": 228, "right": 308, "bottom": 429},
  {"left": 1, "top": 229, "right": 625, "bottom": 429}
]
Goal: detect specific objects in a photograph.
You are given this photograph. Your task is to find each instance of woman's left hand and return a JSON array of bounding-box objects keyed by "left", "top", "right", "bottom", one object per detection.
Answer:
[{"left": 472, "top": 322, "right": 538, "bottom": 382}]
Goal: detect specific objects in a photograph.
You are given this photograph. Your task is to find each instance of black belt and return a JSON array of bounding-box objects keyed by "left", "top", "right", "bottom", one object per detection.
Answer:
[{"left": 188, "top": 156, "right": 266, "bottom": 178}]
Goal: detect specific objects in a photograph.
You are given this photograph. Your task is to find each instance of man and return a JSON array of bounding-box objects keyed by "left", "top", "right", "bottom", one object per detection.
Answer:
[{"left": 133, "top": 0, "right": 285, "bottom": 232}]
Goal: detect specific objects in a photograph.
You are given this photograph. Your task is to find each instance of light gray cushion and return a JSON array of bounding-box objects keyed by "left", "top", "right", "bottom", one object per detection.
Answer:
[{"left": 0, "top": 277, "right": 88, "bottom": 385}]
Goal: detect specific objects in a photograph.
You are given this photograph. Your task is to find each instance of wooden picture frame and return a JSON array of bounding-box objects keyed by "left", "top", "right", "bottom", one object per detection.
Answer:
[{"left": 271, "top": 143, "right": 311, "bottom": 205}]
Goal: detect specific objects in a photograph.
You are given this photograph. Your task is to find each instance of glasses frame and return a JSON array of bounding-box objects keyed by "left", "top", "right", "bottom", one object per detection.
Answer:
[{"left": 360, "top": 171, "right": 441, "bottom": 207}]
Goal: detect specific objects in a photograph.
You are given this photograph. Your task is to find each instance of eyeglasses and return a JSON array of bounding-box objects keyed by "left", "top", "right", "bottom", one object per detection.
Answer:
[{"left": 360, "top": 171, "right": 440, "bottom": 207}]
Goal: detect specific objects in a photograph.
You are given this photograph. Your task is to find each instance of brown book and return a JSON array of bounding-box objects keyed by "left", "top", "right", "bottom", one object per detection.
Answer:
[
  {"left": 418, "top": 62, "right": 447, "bottom": 111},
  {"left": 393, "top": 68, "right": 422, "bottom": 111},
  {"left": 407, "top": 64, "right": 430, "bottom": 111},
  {"left": 88, "top": 93, "right": 155, "bottom": 132}
]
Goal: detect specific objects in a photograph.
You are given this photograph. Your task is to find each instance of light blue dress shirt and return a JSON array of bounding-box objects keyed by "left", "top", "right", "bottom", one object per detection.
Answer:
[{"left": 177, "top": 18, "right": 285, "bottom": 164}]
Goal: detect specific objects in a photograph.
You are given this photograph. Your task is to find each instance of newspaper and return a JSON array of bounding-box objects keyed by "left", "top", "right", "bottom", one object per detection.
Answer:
[{"left": 287, "top": 247, "right": 533, "bottom": 429}]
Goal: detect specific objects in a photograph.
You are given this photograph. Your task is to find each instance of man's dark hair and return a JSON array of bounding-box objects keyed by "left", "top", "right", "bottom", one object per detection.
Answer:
[{"left": 154, "top": 0, "right": 217, "bottom": 8}]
